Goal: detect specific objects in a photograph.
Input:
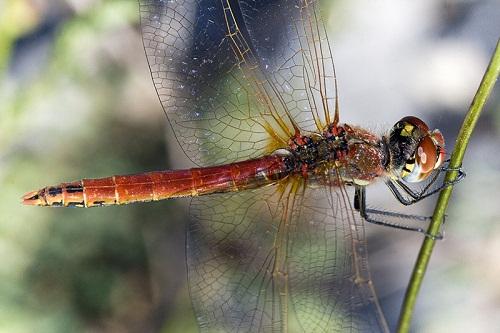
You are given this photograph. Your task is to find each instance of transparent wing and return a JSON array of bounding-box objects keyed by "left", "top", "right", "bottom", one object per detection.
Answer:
[
  {"left": 239, "top": 0, "right": 340, "bottom": 132},
  {"left": 289, "top": 183, "right": 388, "bottom": 332},
  {"left": 187, "top": 186, "right": 290, "bottom": 332},
  {"left": 187, "top": 180, "right": 388, "bottom": 332},
  {"left": 139, "top": 0, "right": 303, "bottom": 166}
]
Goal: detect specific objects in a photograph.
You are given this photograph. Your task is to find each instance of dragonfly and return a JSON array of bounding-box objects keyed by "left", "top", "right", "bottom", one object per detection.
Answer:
[{"left": 22, "top": 0, "right": 456, "bottom": 332}]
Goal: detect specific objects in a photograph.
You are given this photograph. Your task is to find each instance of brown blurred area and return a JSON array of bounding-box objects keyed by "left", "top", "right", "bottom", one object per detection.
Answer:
[{"left": 0, "top": 0, "right": 499, "bottom": 332}]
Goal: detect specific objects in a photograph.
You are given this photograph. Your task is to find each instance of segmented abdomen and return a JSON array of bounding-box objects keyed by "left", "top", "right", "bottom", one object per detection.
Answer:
[{"left": 22, "top": 155, "right": 291, "bottom": 207}]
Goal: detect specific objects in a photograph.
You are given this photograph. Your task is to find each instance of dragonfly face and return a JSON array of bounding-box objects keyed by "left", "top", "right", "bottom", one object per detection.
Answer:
[{"left": 387, "top": 116, "right": 446, "bottom": 183}]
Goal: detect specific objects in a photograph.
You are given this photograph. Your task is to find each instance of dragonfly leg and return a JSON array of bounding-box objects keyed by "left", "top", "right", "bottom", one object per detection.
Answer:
[
  {"left": 354, "top": 186, "right": 444, "bottom": 240},
  {"left": 386, "top": 164, "right": 465, "bottom": 206}
]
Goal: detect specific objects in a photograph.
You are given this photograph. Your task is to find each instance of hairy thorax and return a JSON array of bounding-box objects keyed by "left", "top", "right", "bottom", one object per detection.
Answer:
[{"left": 286, "top": 124, "right": 388, "bottom": 187}]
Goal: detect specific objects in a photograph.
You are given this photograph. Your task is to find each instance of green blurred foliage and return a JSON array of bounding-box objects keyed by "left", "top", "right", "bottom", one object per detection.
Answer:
[{"left": 0, "top": 1, "right": 196, "bottom": 332}]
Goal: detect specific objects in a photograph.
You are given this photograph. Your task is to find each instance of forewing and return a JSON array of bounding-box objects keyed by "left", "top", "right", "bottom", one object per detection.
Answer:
[
  {"left": 239, "top": 0, "right": 339, "bottom": 131},
  {"left": 139, "top": 0, "right": 304, "bottom": 166}
]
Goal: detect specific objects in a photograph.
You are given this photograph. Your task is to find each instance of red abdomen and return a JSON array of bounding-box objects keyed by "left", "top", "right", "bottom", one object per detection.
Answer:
[{"left": 23, "top": 155, "right": 291, "bottom": 207}]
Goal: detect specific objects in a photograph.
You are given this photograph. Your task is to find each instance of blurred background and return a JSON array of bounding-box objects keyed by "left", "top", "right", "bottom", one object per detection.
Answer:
[{"left": 0, "top": 0, "right": 499, "bottom": 332}]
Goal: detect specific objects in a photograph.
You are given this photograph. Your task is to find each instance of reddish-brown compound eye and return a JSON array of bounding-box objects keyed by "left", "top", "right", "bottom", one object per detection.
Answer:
[
  {"left": 390, "top": 116, "right": 446, "bottom": 183},
  {"left": 402, "top": 130, "right": 446, "bottom": 183},
  {"left": 430, "top": 129, "right": 445, "bottom": 169},
  {"left": 399, "top": 116, "right": 430, "bottom": 133},
  {"left": 416, "top": 136, "right": 438, "bottom": 173}
]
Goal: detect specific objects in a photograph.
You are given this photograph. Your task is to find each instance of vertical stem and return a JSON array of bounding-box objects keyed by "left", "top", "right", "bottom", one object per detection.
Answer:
[{"left": 397, "top": 39, "right": 500, "bottom": 333}]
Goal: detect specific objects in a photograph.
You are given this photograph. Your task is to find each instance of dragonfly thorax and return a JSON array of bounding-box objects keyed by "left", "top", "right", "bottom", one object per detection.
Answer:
[
  {"left": 284, "top": 124, "right": 387, "bottom": 185},
  {"left": 288, "top": 129, "right": 347, "bottom": 167}
]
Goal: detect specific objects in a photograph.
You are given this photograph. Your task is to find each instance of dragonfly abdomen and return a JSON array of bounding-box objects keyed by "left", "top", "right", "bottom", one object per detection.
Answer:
[{"left": 22, "top": 155, "right": 292, "bottom": 207}]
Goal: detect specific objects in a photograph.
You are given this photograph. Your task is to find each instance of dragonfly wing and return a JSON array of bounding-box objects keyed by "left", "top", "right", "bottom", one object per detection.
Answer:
[
  {"left": 187, "top": 186, "right": 291, "bottom": 332},
  {"left": 239, "top": 0, "right": 340, "bottom": 131},
  {"left": 139, "top": 0, "right": 301, "bottom": 166},
  {"left": 139, "top": 0, "right": 267, "bottom": 166},
  {"left": 289, "top": 184, "right": 388, "bottom": 332},
  {"left": 187, "top": 180, "right": 388, "bottom": 332}
]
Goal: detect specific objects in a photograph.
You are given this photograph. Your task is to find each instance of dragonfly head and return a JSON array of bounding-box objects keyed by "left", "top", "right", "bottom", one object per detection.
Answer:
[{"left": 387, "top": 116, "right": 445, "bottom": 183}]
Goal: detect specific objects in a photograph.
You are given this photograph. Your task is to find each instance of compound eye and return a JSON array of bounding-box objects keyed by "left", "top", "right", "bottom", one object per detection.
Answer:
[
  {"left": 416, "top": 135, "right": 438, "bottom": 171},
  {"left": 397, "top": 116, "right": 430, "bottom": 135},
  {"left": 402, "top": 132, "right": 445, "bottom": 183}
]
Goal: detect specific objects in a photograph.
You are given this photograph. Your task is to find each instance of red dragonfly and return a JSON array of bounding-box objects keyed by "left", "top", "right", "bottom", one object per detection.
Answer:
[{"left": 23, "top": 1, "right": 450, "bottom": 332}]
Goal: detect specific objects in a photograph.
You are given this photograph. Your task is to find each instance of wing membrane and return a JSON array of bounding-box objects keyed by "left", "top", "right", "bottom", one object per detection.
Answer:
[
  {"left": 187, "top": 180, "right": 388, "bottom": 332},
  {"left": 289, "top": 183, "right": 388, "bottom": 332},
  {"left": 240, "top": 0, "right": 339, "bottom": 131},
  {"left": 139, "top": 0, "right": 304, "bottom": 166},
  {"left": 187, "top": 185, "right": 293, "bottom": 332}
]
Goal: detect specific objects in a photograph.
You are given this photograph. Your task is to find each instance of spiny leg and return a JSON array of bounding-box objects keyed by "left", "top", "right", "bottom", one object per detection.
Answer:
[
  {"left": 386, "top": 164, "right": 465, "bottom": 206},
  {"left": 354, "top": 186, "right": 444, "bottom": 240}
]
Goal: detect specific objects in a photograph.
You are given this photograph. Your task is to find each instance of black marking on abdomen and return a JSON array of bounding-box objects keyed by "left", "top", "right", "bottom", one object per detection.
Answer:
[
  {"left": 65, "top": 184, "right": 83, "bottom": 193},
  {"left": 47, "top": 187, "right": 63, "bottom": 196},
  {"left": 67, "top": 201, "right": 85, "bottom": 207},
  {"left": 28, "top": 193, "right": 40, "bottom": 200}
]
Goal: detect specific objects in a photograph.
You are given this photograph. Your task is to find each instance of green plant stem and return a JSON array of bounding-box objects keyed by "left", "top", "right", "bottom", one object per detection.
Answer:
[{"left": 397, "top": 39, "right": 500, "bottom": 333}]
